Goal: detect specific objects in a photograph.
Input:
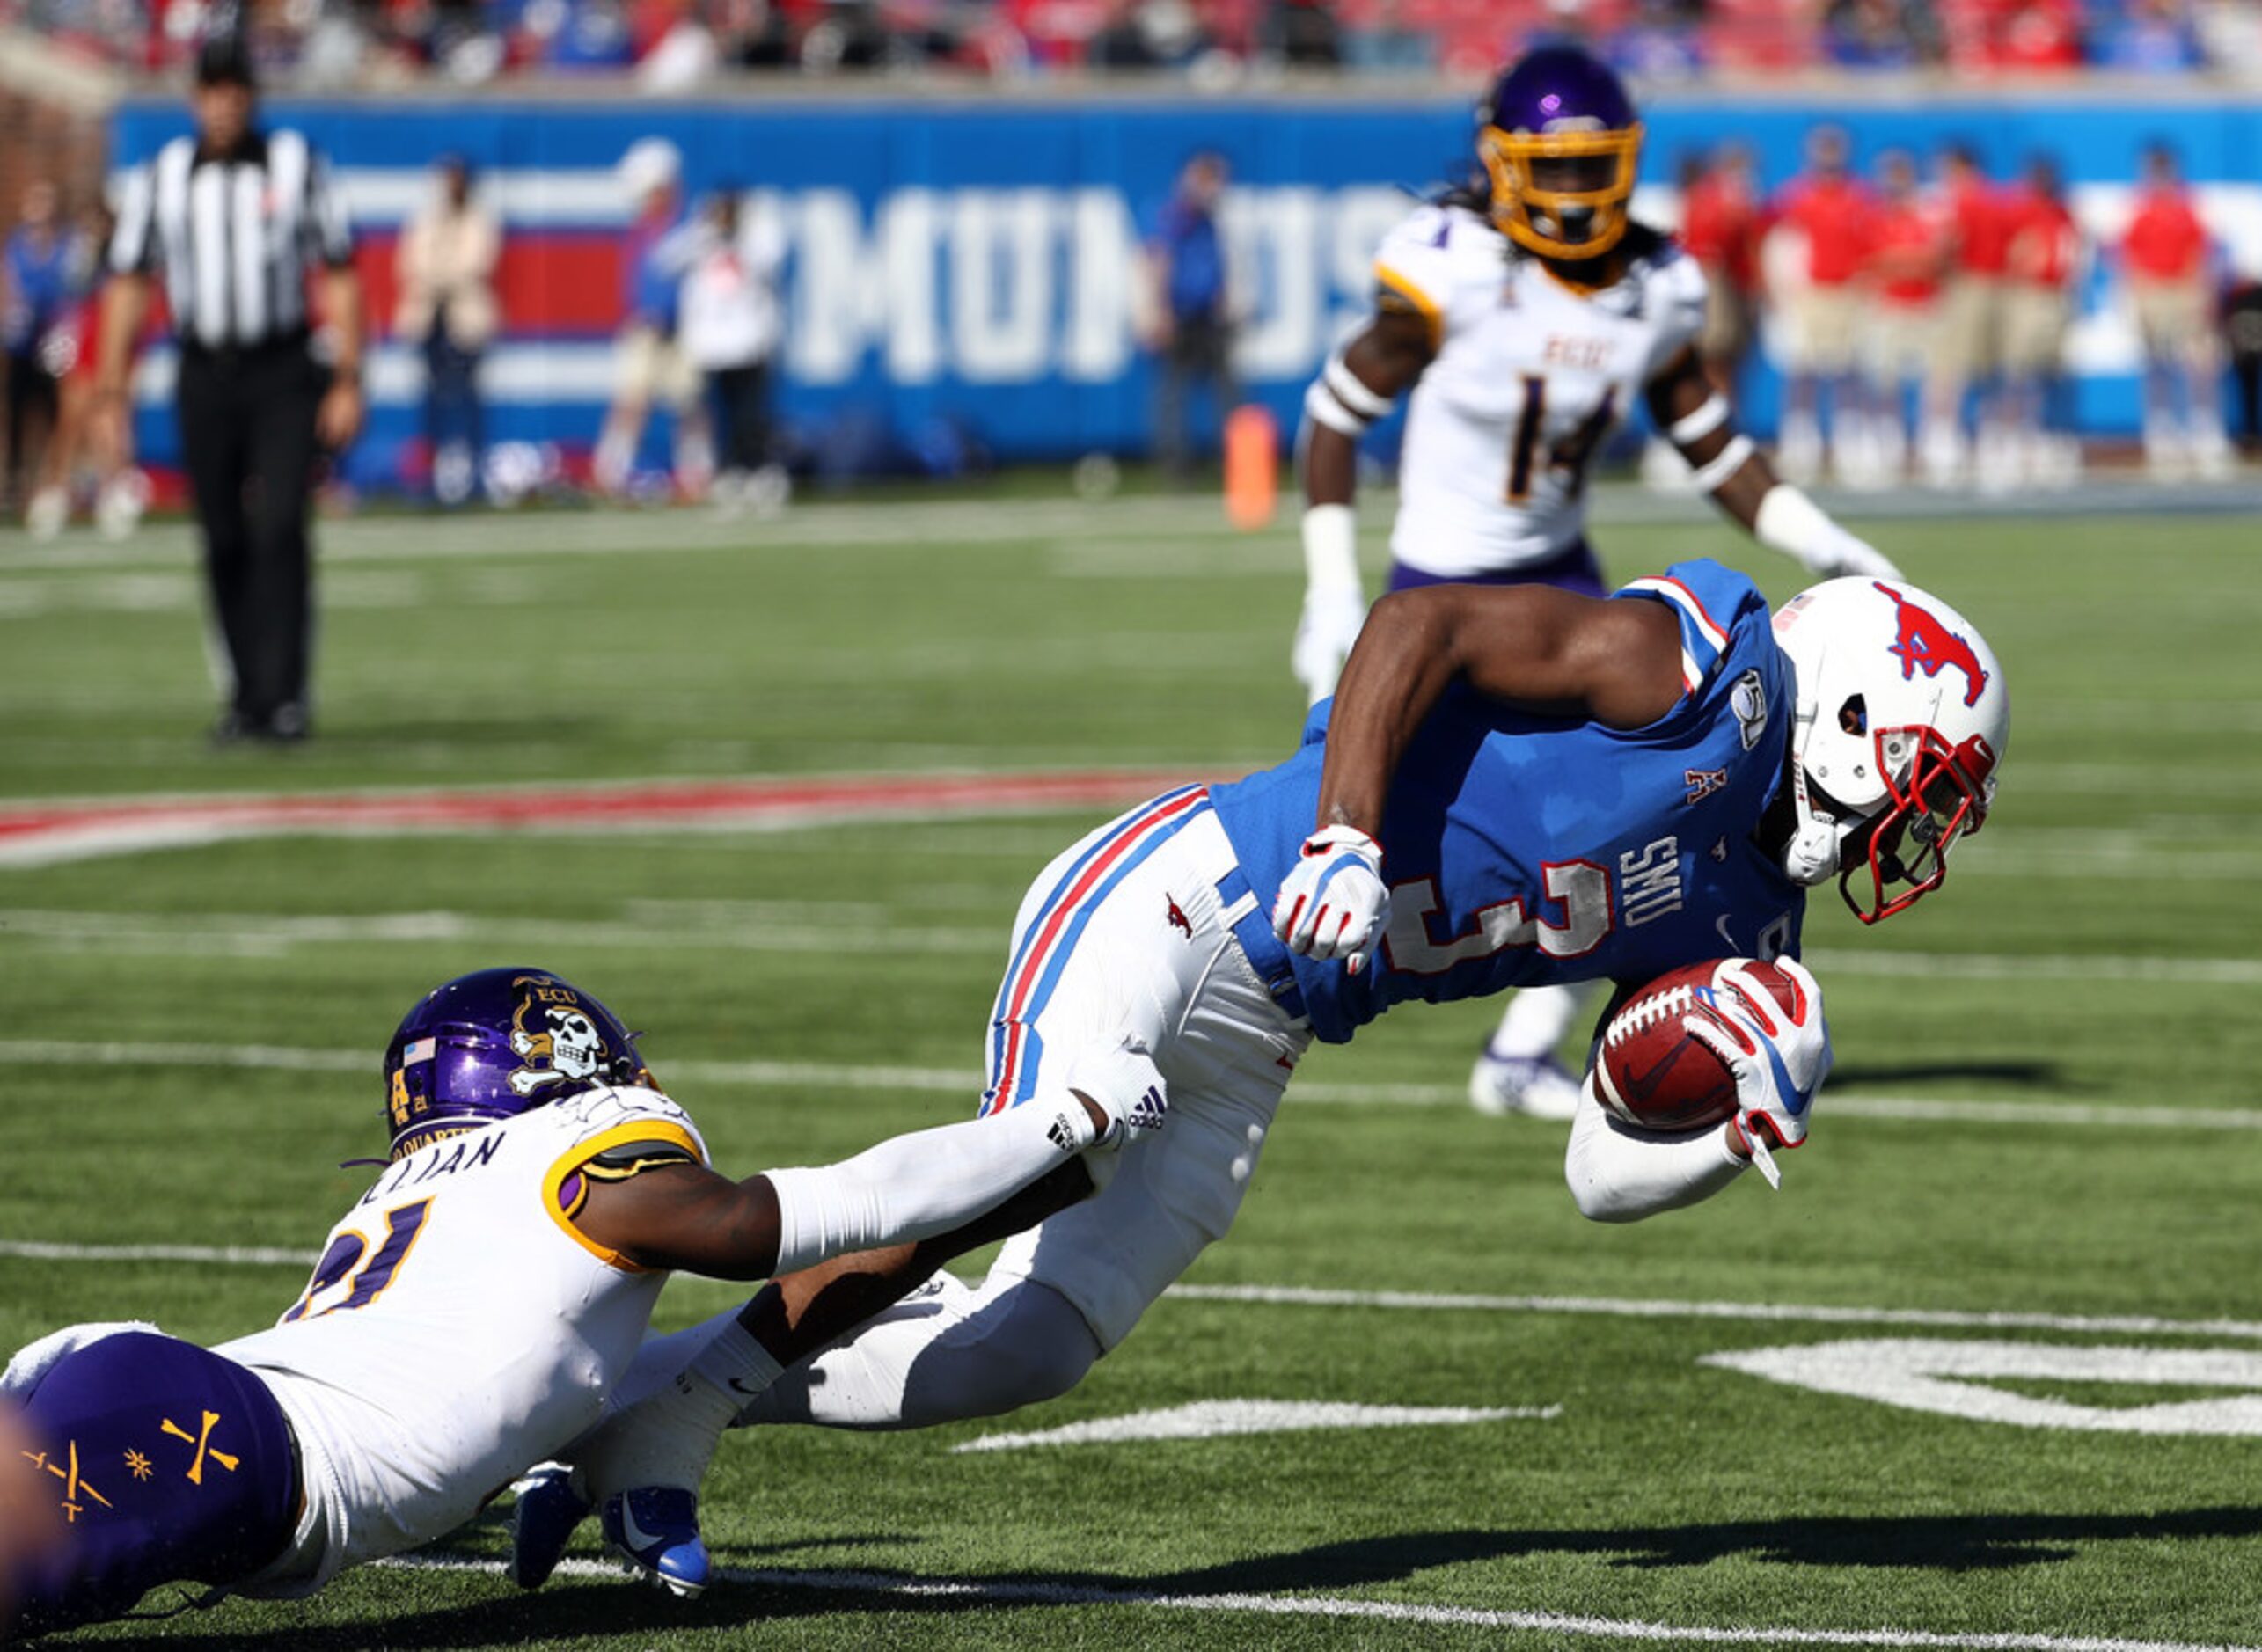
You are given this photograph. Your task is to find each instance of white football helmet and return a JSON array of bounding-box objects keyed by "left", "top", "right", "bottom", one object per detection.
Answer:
[{"left": 1770, "top": 578, "right": 2009, "bottom": 923}]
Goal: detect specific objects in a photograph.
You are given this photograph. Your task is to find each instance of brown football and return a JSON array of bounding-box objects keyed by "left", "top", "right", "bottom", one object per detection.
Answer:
[{"left": 1592, "top": 959, "right": 1806, "bottom": 1132}]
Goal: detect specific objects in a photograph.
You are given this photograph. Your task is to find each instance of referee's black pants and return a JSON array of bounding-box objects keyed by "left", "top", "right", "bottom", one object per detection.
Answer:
[{"left": 177, "top": 339, "right": 323, "bottom": 728}]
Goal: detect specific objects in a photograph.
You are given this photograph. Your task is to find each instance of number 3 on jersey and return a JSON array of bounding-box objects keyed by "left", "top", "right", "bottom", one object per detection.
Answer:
[
  {"left": 1383, "top": 861, "right": 1612, "bottom": 974},
  {"left": 282, "top": 1198, "right": 435, "bottom": 1322},
  {"left": 1507, "top": 376, "right": 1617, "bottom": 504}
]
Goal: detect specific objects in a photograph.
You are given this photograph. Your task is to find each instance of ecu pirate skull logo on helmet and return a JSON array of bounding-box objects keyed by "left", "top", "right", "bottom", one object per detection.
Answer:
[{"left": 507, "top": 976, "right": 611, "bottom": 1097}]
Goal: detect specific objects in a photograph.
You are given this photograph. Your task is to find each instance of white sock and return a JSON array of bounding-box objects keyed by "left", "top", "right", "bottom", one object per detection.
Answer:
[
  {"left": 577, "top": 1319, "right": 783, "bottom": 1499},
  {"left": 1490, "top": 982, "right": 1600, "bottom": 1061}
]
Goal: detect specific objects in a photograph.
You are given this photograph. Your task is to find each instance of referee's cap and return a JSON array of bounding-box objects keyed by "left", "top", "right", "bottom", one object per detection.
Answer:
[
  {"left": 194, "top": 32, "right": 258, "bottom": 90},
  {"left": 619, "top": 138, "right": 683, "bottom": 199}
]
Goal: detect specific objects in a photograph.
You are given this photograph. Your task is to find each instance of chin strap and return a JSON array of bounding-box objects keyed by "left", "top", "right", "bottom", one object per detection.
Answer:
[{"left": 1782, "top": 697, "right": 1843, "bottom": 888}]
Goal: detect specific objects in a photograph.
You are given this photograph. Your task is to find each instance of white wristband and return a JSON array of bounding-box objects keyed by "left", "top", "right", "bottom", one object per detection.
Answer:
[
  {"left": 1301, "top": 503, "right": 1362, "bottom": 600},
  {"left": 1753, "top": 483, "right": 1845, "bottom": 572},
  {"left": 1324, "top": 352, "right": 1395, "bottom": 420},
  {"left": 1667, "top": 392, "right": 1731, "bottom": 445},
  {"left": 1688, "top": 433, "right": 1755, "bottom": 493},
  {"left": 1303, "top": 380, "right": 1369, "bottom": 438}
]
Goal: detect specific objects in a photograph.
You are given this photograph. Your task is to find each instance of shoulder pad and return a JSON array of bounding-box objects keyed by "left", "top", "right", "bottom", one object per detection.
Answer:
[
  {"left": 1372, "top": 203, "right": 1499, "bottom": 342},
  {"left": 582, "top": 1136, "right": 701, "bottom": 1181}
]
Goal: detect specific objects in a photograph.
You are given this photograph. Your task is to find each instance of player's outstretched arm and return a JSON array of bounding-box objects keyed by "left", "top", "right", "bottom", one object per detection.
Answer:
[
  {"left": 1294, "top": 310, "right": 1435, "bottom": 704},
  {"left": 1643, "top": 345, "right": 1900, "bottom": 581},
  {"left": 577, "top": 1050, "right": 1160, "bottom": 1280},
  {"left": 1312, "top": 582, "right": 1687, "bottom": 841},
  {"left": 1563, "top": 1084, "right": 1751, "bottom": 1222}
]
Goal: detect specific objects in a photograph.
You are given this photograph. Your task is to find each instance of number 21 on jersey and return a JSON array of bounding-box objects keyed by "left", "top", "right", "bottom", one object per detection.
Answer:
[{"left": 282, "top": 1198, "right": 435, "bottom": 1322}]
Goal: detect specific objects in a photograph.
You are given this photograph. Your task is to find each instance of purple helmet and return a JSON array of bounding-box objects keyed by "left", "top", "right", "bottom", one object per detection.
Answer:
[
  {"left": 1476, "top": 45, "right": 1645, "bottom": 260},
  {"left": 382, "top": 967, "right": 653, "bottom": 1161}
]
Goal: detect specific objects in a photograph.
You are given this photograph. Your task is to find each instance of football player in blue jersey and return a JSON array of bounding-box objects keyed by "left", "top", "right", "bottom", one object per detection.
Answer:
[
  {"left": 0, "top": 969, "right": 1164, "bottom": 1633},
  {"left": 1293, "top": 44, "right": 1905, "bottom": 1122},
  {"left": 511, "top": 566, "right": 2009, "bottom": 1594}
]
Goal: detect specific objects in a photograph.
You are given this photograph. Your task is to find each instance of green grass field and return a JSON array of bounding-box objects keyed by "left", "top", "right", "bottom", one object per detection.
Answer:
[{"left": 4, "top": 487, "right": 2260, "bottom": 1649}]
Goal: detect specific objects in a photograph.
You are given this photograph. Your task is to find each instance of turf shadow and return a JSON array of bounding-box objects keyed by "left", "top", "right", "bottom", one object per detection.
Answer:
[
  {"left": 1826, "top": 1059, "right": 2066, "bottom": 1091},
  {"left": 83, "top": 1506, "right": 2262, "bottom": 1645},
  {"left": 1138, "top": 1502, "right": 2262, "bottom": 1583}
]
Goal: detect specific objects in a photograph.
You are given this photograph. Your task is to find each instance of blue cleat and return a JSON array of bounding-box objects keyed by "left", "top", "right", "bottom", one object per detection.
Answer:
[
  {"left": 508, "top": 1466, "right": 591, "bottom": 1590},
  {"left": 601, "top": 1486, "right": 711, "bottom": 1598}
]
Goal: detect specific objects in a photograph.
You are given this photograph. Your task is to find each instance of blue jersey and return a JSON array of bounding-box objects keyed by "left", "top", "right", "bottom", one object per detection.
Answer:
[{"left": 1211, "top": 559, "right": 1805, "bottom": 1044}]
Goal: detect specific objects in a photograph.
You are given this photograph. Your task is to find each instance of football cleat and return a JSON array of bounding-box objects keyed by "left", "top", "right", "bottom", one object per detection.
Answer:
[
  {"left": 507, "top": 1466, "right": 590, "bottom": 1591},
  {"left": 601, "top": 1486, "right": 711, "bottom": 1597},
  {"left": 1468, "top": 1049, "right": 1583, "bottom": 1122}
]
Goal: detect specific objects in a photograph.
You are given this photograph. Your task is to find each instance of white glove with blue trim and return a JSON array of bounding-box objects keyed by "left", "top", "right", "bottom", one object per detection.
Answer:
[
  {"left": 1272, "top": 823, "right": 1389, "bottom": 976},
  {"left": 1685, "top": 957, "right": 1832, "bottom": 1188}
]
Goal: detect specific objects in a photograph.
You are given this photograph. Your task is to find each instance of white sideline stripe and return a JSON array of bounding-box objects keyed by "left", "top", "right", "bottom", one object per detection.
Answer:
[
  {"left": 1803, "top": 947, "right": 2262, "bottom": 989},
  {"left": 8, "top": 1234, "right": 2262, "bottom": 1347},
  {"left": 4, "top": 1040, "right": 2259, "bottom": 1133},
  {"left": 1167, "top": 1286, "right": 2262, "bottom": 1343},
  {"left": 375, "top": 1553, "right": 2258, "bottom": 1651},
  {"left": 951, "top": 1399, "right": 1559, "bottom": 1453}
]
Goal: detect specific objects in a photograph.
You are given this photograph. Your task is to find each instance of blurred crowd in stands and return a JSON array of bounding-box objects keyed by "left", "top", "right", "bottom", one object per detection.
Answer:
[
  {"left": 8, "top": 113, "right": 2262, "bottom": 530},
  {"left": 10, "top": 0, "right": 2262, "bottom": 84}
]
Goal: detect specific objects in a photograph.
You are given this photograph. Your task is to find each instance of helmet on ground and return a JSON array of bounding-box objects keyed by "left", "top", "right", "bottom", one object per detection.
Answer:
[
  {"left": 382, "top": 968, "right": 653, "bottom": 1160},
  {"left": 1771, "top": 579, "right": 2009, "bottom": 924},
  {"left": 1475, "top": 45, "right": 1644, "bottom": 261}
]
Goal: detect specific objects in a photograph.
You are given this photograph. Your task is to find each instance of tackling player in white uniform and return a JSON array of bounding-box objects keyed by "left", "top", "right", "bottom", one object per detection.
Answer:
[
  {"left": 1292, "top": 45, "right": 1902, "bottom": 1122},
  {"left": 1, "top": 968, "right": 1166, "bottom": 1632}
]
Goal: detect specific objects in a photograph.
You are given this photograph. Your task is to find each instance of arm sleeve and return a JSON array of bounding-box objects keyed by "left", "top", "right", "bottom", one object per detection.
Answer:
[
  {"left": 1563, "top": 1081, "right": 1747, "bottom": 1223},
  {"left": 763, "top": 1095, "right": 1097, "bottom": 1276}
]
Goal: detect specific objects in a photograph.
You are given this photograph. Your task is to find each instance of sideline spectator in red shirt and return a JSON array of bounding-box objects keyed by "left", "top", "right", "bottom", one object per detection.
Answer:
[
  {"left": 1859, "top": 149, "right": 1948, "bottom": 483},
  {"left": 1767, "top": 125, "right": 1876, "bottom": 482},
  {"left": 1677, "top": 143, "right": 1761, "bottom": 396},
  {"left": 2120, "top": 143, "right": 2228, "bottom": 476},
  {"left": 1926, "top": 143, "right": 2012, "bottom": 485},
  {"left": 2000, "top": 156, "right": 2083, "bottom": 483}
]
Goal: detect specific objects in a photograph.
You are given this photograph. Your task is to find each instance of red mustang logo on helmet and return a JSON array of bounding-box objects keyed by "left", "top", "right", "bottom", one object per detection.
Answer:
[{"left": 1875, "top": 582, "right": 1988, "bottom": 708}]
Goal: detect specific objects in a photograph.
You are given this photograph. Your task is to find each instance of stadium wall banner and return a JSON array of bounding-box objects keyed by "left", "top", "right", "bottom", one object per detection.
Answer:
[{"left": 110, "top": 96, "right": 2262, "bottom": 485}]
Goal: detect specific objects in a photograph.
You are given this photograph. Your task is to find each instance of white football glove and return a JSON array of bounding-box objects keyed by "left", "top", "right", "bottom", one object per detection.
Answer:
[
  {"left": 1684, "top": 957, "right": 1831, "bottom": 1189},
  {"left": 1292, "top": 584, "right": 1366, "bottom": 706},
  {"left": 1065, "top": 1034, "right": 1168, "bottom": 1155},
  {"left": 1813, "top": 528, "right": 1902, "bottom": 582},
  {"left": 1272, "top": 823, "right": 1389, "bottom": 976},
  {"left": 1755, "top": 485, "right": 1903, "bottom": 582}
]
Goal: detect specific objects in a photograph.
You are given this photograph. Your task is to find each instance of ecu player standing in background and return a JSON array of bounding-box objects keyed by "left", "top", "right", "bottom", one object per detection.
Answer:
[{"left": 1289, "top": 45, "right": 1902, "bottom": 1122}]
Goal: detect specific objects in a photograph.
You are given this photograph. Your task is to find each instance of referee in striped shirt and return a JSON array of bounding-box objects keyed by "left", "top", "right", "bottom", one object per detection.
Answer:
[{"left": 93, "top": 33, "right": 365, "bottom": 745}]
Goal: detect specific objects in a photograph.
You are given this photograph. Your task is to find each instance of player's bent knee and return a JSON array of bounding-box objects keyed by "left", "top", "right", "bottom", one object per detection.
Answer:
[{"left": 902, "top": 1283, "right": 1099, "bottom": 1424}]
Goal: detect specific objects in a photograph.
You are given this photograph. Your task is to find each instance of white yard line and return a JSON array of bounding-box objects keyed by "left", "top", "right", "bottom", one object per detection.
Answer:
[
  {"left": 375, "top": 1553, "right": 2259, "bottom": 1651},
  {"left": 3, "top": 1038, "right": 2257, "bottom": 1131},
  {"left": 4, "top": 910, "right": 2258, "bottom": 990},
  {"left": 4, "top": 1233, "right": 2258, "bottom": 1346}
]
